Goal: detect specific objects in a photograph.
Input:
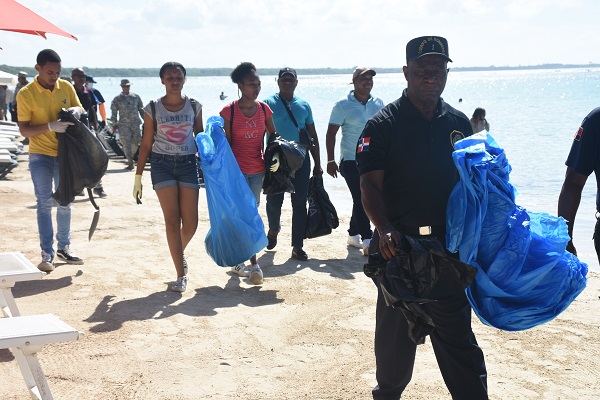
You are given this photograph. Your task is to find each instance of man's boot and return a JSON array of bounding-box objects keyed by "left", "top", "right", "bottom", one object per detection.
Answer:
[{"left": 126, "top": 156, "right": 134, "bottom": 170}]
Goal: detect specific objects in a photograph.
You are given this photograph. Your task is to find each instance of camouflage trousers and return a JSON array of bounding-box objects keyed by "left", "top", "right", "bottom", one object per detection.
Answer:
[{"left": 119, "top": 123, "right": 142, "bottom": 158}]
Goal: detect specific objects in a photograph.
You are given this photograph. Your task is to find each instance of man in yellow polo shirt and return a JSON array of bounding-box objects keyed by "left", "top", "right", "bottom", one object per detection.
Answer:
[{"left": 17, "top": 49, "right": 85, "bottom": 272}]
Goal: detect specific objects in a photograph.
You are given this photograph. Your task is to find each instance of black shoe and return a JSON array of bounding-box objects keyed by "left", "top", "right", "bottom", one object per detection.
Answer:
[
  {"left": 93, "top": 188, "right": 107, "bottom": 198},
  {"left": 267, "top": 231, "right": 278, "bottom": 250},
  {"left": 56, "top": 246, "right": 84, "bottom": 265},
  {"left": 291, "top": 247, "right": 308, "bottom": 261}
]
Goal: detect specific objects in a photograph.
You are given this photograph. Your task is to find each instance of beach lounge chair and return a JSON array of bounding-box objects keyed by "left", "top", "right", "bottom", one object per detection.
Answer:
[
  {"left": 0, "top": 130, "right": 21, "bottom": 140},
  {"left": 0, "top": 125, "right": 25, "bottom": 143},
  {"left": 0, "top": 141, "right": 21, "bottom": 154},
  {"left": 0, "top": 314, "right": 81, "bottom": 400},
  {"left": 0, "top": 252, "right": 81, "bottom": 398},
  {"left": 0, "top": 152, "right": 18, "bottom": 179},
  {"left": 0, "top": 130, "right": 21, "bottom": 138},
  {"left": 0, "top": 128, "right": 20, "bottom": 136}
]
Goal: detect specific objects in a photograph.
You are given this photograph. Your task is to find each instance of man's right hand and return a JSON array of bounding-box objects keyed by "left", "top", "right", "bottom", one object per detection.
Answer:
[
  {"left": 47, "top": 120, "right": 74, "bottom": 133},
  {"left": 378, "top": 229, "right": 402, "bottom": 260},
  {"left": 326, "top": 161, "right": 339, "bottom": 178}
]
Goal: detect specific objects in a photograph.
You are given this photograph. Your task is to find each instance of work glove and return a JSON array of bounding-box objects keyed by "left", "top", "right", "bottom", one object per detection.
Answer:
[
  {"left": 47, "top": 120, "right": 74, "bottom": 133},
  {"left": 67, "top": 106, "right": 83, "bottom": 120},
  {"left": 133, "top": 174, "right": 143, "bottom": 204},
  {"left": 270, "top": 152, "right": 280, "bottom": 172}
]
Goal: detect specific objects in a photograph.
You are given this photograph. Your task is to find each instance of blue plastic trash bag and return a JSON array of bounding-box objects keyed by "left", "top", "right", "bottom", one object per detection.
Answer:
[
  {"left": 446, "top": 131, "right": 588, "bottom": 331},
  {"left": 196, "top": 116, "right": 268, "bottom": 267}
]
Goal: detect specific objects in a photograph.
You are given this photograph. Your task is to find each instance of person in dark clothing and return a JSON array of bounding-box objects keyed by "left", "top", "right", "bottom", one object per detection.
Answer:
[
  {"left": 263, "top": 67, "right": 322, "bottom": 261},
  {"left": 558, "top": 106, "right": 600, "bottom": 263},
  {"left": 86, "top": 75, "right": 107, "bottom": 129},
  {"left": 356, "top": 36, "right": 488, "bottom": 400},
  {"left": 71, "top": 68, "right": 97, "bottom": 131},
  {"left": 72, "top": 67, "right": 106, "bottom": 197}
]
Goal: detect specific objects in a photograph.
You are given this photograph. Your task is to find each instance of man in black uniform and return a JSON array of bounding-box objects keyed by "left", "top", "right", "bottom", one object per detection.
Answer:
[
  {"left": 356, "top": 36, "right": 488, "bottom": 400},
  {"left": 558, "top": 106, "right": 600, "bottom": 263}
]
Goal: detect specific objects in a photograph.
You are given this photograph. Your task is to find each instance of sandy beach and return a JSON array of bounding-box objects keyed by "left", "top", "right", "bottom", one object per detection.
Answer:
[{"left": 0, "top": 144, "right": 599, "bottom": 400}]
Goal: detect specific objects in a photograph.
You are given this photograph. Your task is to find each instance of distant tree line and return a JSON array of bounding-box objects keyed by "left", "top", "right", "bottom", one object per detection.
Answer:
[
  {"left": 0, "top": 65, "right": 362, "bottom": 77},
  {"left": 1, "top": 63, "right": 600, "bottom": 78}
]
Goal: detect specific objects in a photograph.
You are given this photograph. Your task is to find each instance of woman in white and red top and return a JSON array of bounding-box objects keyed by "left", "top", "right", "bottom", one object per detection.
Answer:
[
  {"left": 134, "top": 61, "right": 204, "bottom": 293},
  {"left": 220, "top": 62, "right": 275, "bottom": 284}
]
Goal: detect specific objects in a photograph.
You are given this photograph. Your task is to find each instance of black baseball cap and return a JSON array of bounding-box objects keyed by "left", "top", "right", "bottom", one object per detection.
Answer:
[
  {"left": 406, "top": 36, "right": 452, "bottom": 63},
  {"left": 278, "top": 67, "right": 297, "bottom": 79},
  {"left": 86, "top": 75, "right": 97, "bottom": 83}
]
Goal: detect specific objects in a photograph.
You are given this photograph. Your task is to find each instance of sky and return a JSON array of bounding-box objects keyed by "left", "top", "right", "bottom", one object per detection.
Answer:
[{"left": 1, "top": 0, "right": 599, "bottom": 70}]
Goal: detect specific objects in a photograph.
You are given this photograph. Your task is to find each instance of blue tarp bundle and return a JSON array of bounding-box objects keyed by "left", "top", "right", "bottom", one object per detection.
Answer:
[
  {"left": 196, "top": 116, "right": 268, "bottom": 267},
  {"left": 446, "top": 131, "right": 588, "bottom": 331}
]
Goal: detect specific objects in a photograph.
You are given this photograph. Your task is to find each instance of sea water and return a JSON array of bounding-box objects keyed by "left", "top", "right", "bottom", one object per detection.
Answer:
[{"left": 93, "top": 68, "right": 600, "bottom": 270}]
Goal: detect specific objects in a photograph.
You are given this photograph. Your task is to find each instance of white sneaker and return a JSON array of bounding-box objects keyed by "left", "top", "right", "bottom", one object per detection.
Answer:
[
  {"left": 249, "top": 264, "right": 263, "bottom": 285},
  {"left": 230, "top": 263, "right": 250, "bottom": 277},
  {"left": 170, "top": 276, "right": 188, "bottom": 292},
  {"left": 362, "top": 238, "right": 371, "bottom": 256},
  {"left": 347, "top": 234, "right": 363, "bottom": 249},
  {"left": 38, "top": 251, "right": 55, "bottom": 272}
]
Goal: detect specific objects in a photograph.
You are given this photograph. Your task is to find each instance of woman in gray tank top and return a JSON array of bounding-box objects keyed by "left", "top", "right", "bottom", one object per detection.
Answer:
[{"left": 133, "top": 61, "right": 204, "bottom": 293}]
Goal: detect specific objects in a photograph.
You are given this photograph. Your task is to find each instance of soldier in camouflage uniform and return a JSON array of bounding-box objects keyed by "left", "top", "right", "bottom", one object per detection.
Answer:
[
  {"left": 110, "top": 79, "right": 144, "bottom": 170},
  {"left": 10, "top": 72, "right": 29, "bottom": 122}
]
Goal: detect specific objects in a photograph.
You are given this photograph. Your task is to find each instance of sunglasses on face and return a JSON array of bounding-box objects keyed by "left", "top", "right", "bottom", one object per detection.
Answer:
[{"left": 411, "top": 64, "right": 448, "bottom": 78}]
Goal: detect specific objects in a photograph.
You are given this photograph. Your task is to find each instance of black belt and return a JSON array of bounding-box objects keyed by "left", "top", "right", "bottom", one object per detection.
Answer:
[
  {"left": 397, "top": 224, "right": 445, "bottom": 237},
  {"left": 151, "top": 152, "right": 196, "bottom": 161}
]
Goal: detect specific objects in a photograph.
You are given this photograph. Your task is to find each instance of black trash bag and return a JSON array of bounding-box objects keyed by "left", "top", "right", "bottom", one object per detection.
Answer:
[
  {"left": 262, "top": 151, "right": 295, "bottom": 195},
  {"left": 364, "top": 230, "right": 478, "bottom": 344},
  {"left": 263, "top": 133, "right": 307, "bottom": 195},
  {"left": 305, "top": 175, "right": 339, "bottom": 239},
  {"left": 279, "top": 137, "right": 306, "bottom": 175},
  {"left": 53, "top": 108, "right": 109, "bottom": 206}
]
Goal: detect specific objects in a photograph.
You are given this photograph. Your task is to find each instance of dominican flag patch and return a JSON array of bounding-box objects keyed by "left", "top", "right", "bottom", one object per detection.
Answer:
[
  {"left": 357, "top": 137, "right": 370, "bottom": 153},
  {"left": 574, "top": 126, "right": 583, "bottom": 141}
]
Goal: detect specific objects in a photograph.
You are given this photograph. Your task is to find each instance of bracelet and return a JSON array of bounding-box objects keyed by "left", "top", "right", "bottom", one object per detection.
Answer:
[{"left": 327, "top": 160, "right": 336, "bottom": 164}]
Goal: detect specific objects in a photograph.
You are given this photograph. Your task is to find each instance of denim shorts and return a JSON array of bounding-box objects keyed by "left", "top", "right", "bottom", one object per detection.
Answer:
[
  {"left": 243, "top": 172, "right": 265, "bottom": 205},
  {"left": 150, "top": 152, "right": 200, "bottom": 190}
]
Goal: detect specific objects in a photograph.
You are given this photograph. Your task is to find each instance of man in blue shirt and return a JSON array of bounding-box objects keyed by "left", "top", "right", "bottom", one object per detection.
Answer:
[
  {"left": 264, "top": 68, "right": 322, "bottom": 261},
  {"left": 326, "top": 67, "right": 384, "bottom": 255}
]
